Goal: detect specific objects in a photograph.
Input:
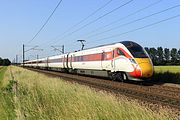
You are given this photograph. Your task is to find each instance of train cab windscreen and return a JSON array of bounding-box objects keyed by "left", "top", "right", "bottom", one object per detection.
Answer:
[{"left": 121, "top": 41, "right": 148, "bottom": 58}]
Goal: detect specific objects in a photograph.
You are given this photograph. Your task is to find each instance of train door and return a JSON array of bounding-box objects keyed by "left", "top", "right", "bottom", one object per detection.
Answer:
[
  {"left": 101, "top": 51, "right": 106, "bottom": 69},
  {"left": 63, "top": 54, "right": 69, "bottom": 69},
  {"left": 101, "top": 50, "right": 114, "bottom": 70},
  {"left": 46, "top": 57, "right": 49, "bottom": 68},
  {"left": 111, "top": 49, "right": 116, "bottom": 71},
  {"left": 66, "top": 54, "right": 69, "bottom": 69},
  {"left": 112, "top": 48, "right": 126, "bottom": 72},
  {"left": 70, "top": 55, "right": 73, "bottom": 69},
  {"left": 63, "top": 56, "right": 65, "bottom": 68}
]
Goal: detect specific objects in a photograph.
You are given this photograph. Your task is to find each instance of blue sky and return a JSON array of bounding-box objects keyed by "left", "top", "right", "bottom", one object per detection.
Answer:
[{"left": 0, "top": 0, "right": 180, "bottom": 62}]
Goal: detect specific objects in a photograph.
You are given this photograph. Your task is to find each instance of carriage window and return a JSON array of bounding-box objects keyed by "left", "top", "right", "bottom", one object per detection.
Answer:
[
  {"left": 70, "top": 55, "right": 72, "bottom": 62},
  {"left": 77, "top": 56, "right": 81, "bottom": 61},
  {"left": 74, "top": 56, "right": 76, "bottom": 62},
  {"left": 117, "top": 49, "right": 125, "bottom": 56},
  {"left": 102, "top": 52, "right": 106, "bottom": 60},
  {"left": 81, "top": 56, "right": 83, "bottom": 61},
  {"left": 112, "top": 50, "right": 115, "bottom": 58}
]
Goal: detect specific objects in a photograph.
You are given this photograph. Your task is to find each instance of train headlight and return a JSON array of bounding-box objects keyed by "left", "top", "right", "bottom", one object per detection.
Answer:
[{"left": 129, "top": 58, "right": 137, "bottom": 64}]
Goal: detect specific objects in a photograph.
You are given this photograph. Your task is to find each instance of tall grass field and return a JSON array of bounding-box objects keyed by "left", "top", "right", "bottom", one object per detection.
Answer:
[
  {"left": 0, "top": 66, "right": 179, "bottom": 119},
  {"left": 0, "top": 66, "right": 15, "bottom": 119}
]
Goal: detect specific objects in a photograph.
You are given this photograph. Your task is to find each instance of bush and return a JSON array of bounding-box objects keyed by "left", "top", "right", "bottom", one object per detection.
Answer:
[
  {"left": 0, "top": 58, "right": 11, "bottom": 66},
  {"left": 152, "top": 71, "right": 180, "bottom": 84}
]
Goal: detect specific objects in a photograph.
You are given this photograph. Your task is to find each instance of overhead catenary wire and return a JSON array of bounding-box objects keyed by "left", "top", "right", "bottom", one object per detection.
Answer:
[
  {"left": 27, "top": 0, "right": 63, "bottom": 44},
  {"left": 87, "top": 13, "right": 180, "bottom": 44},
  {"left": 54, "top": 0, "right": 113, "bottom": 39},
  {"left": 50, "top": 0, "right": 134, "bottom": 45},
  {"left": 67, "top": 0, "right": 113, "bottom": 28},
  {"left": 42, "top": 0, "right": 113, "bottom": 46},
  {"left": 85, "top": 3, "right": 180, "bottom": 39},
  {"left": 53, "top": 0, "right": 164, "bottom": 47},
  {"left": 80, "top": 0, "right": 163, "bottom": 37}
]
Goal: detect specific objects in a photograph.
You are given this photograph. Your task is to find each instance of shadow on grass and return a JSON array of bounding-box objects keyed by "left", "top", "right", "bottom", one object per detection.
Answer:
[{"left": 152, "top": 71, "right": 180, "bottom": 84}]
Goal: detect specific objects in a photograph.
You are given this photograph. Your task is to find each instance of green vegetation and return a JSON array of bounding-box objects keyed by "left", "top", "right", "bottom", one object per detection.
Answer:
[
  {"left": 0, "top": 57, "right": 11, "bottom": 66},
  {"left": 0, "top": 66, "right": 15, "bottom": 119},
  {"left": 1, "top": 66, "right": 178, "bottom": 119},
  {"left": 154, "top": 66, "right": 180, "bottom": 73},
  {"left": 152, "top": 66, "right": 180, "bottom": 84},
  {"left": 145, "top": 47, "right": 180, "bottom": 65},
  {"left": 0, "top": 66, "right": 7, "bottom": 87}
]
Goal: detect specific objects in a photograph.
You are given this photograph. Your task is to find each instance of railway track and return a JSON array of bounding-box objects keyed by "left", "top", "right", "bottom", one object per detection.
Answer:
[{"left": 26, "top": 67, "right": 180, "bottom": 110}]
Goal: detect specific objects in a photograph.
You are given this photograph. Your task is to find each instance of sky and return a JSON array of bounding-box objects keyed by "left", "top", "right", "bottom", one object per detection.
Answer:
[{"left": 0, "top": 0, "right": 180, "bottom": 62}]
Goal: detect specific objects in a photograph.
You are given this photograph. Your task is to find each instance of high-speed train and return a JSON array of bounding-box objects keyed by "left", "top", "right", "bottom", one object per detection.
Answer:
[{"left": 24, "top": 41, "right": 154, "bottom": 81}]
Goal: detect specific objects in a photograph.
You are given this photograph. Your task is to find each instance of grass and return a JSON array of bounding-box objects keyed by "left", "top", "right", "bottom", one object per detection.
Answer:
[
  {"left": 0, "top": 66, "right": 15, "bottom": 119},
  {"left": 1, "top": 66, "right": 178, "bottom": 120},
  {"left": 0, "top": 66, "right": 7, "bottom": 119},
  {"left": 0, "top": 66, "right": 8, "bottom": 87},
  {"left": 0, "top": 66, "right": 6, "bottom": 85},
  {"left": 154, "top": 66, "right": 180, "bottom": 73}
]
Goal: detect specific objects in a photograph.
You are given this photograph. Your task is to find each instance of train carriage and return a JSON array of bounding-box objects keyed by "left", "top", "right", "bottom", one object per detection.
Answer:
[
  {"left": 48, "top": 54, "right": 65, "bottom": 71},
  {"left": 24, "top": 41, "right": 153, "bottom": 81}
]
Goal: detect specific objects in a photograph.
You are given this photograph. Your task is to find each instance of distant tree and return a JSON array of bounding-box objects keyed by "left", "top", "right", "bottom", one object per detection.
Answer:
[
  {"left": 149, "top": 48, "right": 158, "bottom": 65},
  {"left": 177, "top": 49, "right": 180, "bottom": 65},
  {"left": 0, "top": 57, "right": 11, "bottom": 66},
  {"left": 145, "top": 47, "right": 180, "bottom": 65},
  {"left": 144, "top": 47, "right": 150, "bottom": 55},
  {"left": 0, "top": 57, "right": 3, "bottom": 65},
  {"left": 2, "top": 59, "right": 11, "bottom": 66},
  {"left": 178, "top": 49, "right": 180, "bottom": 61},
  {"left": 164, "top": 48, "right": 170, "bottom": 63},
  {"left": 157, "top": 47, "right": 164, "bottom": 65},
  {"left": 170, "top": 48, "right": 178, "bottom": 63}
]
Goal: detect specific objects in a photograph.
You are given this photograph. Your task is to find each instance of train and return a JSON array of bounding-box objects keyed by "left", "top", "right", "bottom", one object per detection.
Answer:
[{"left": 24, "top": 41, "right": 154, "bottom": 81}]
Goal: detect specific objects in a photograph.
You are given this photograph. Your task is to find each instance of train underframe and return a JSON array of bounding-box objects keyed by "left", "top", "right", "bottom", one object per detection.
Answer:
[{"left": 26, "top": 65, "right": 146, "bottom": 81}]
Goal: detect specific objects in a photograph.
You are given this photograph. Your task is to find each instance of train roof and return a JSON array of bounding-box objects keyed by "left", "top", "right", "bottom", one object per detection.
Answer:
[
  {"left": 79, "top": 41, "right": 136, "bottom": 51},
  {"left": 25, "top": 41, "right": 138, "bottom": 62}
]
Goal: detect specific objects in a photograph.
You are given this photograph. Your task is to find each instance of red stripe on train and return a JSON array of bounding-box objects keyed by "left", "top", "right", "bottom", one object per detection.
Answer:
[{"left": 129, "top": 64, "right": 141, "bottom": 77}]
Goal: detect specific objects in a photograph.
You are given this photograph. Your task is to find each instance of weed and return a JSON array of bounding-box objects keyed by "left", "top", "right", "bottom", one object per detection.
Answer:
[{"left": 8, "top": 66, "right": 178, "bottom": 120}]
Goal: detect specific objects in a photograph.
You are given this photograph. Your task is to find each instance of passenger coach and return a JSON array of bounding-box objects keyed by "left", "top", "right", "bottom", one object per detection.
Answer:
[{"left": 24, "top": 41, "right": 154, "bottom": 81}]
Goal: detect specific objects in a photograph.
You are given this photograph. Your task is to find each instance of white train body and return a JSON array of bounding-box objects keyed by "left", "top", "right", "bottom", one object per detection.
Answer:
[
  {"left": 24, "top": 41, "right": 153, "bottom": 81},
  {"left": 68, "top": 43, "right": 132, "bottom": 71}
]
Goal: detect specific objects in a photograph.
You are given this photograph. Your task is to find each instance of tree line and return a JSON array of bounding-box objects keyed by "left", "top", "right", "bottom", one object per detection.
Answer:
[
  {"left": 144, "top": 47, "right": 180, "bottom": 65},
  {"left": 0, "top": 57, "right": 11, "bottom": 66}
]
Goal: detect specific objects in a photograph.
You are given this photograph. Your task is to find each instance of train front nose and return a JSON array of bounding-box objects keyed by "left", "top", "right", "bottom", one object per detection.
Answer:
[{"left": 134, "top": 58, "right": 153, "bottom": 78}]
